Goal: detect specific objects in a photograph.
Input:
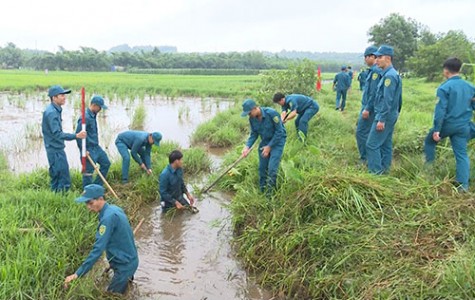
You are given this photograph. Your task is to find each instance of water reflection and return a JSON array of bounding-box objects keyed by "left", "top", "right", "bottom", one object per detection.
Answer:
[{"left": 0, "top": 93, "right": 232, "bottom": 173}]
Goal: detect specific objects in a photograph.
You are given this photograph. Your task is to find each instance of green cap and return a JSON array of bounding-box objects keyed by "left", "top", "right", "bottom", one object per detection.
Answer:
[
  {"left": 152, "top": 132, "right": 162, "bottom": 146},
  {"left": 75, "top": 184, "right": 105, "bottom": 203},
  {"left": 241, "top": 99, "right": 256, "bottom": 117},
  {"left": 374, "top": 45, "right": 394, "bottom": 57},
  {"left": 48, "top": 85, "right": 71, "bottom": 97},
  {"left": 91, "top": 95, "right": 108, "bottom": 109}
]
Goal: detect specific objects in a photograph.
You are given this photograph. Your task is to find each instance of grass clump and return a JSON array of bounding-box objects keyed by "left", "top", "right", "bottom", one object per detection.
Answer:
[
  {"left": 206, "top": 76, "right": 475, "bottom": 299},
  {"left": 130, "top": 103, "right": 147, "bottom": 130},
  {"left": 192, "top": 106, "right": 248, "bottom": 147}
]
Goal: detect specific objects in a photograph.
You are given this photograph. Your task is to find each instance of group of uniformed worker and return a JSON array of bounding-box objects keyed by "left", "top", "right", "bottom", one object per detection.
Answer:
[
  {"left": 42, "top": 43, "right": 475, "bottom": 295},
  {"left": 41, "top": 86, "right": 196, "bottom": 294}
]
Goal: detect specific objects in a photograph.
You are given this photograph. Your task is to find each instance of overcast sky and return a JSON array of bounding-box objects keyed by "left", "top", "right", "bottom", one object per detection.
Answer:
[{"left": 1, "top": 0, "right": 473, "bottom": 53}]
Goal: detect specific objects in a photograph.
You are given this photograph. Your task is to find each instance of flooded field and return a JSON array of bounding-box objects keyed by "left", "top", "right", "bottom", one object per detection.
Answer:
[
  {"left": 0, "top": 92, "right": 275, "bottom": 300},
  {"left": 0, "top": 93, "right": 232, "bottom": 172}
]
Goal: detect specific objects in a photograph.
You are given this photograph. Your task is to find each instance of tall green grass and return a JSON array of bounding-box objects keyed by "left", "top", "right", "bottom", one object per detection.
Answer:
[
  {"left": 0, "top": 141, "right": 211, "bottom": 299},
  {"left": 201, "top": 77, "right": 475, "bottom": 298}
]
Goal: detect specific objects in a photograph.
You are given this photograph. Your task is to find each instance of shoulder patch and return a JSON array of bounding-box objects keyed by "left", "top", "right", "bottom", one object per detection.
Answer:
[
  {"left": 273, "top": 116, "right": 279, "bottom": 123},
  {"left": 289, "top": 102, "right": 293, "bottom": 108},
  {"left": 99, "top": 225, "right": 106, "bottom": 236},
  {"left": 384, "top": 78, "right": 391, "bottom": 87},
  {"left": 372, "top": 73, "right": 378, "bottom": 80}
]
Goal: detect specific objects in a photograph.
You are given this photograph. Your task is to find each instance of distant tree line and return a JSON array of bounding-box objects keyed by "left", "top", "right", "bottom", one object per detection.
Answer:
[
  {"left": 0, "top": 44, "right": 361, "bottom": 73},
  {"left": 368, "top": 13, "right": 475, "bottom": 80}
]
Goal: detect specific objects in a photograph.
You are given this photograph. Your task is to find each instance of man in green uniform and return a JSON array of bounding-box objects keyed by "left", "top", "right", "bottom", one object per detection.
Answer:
[
  {"left": 333, "top": 67, "right": 351, "bottom": 111},
  {"left": 424, "top": 57, "right": 475, "bottom": 191},
  {"left": 76, "top": 95, "right": 111, "bottom": 188},
  {"left": 42, "top": 85, "right": 86, "bottom": 192},
  {"left": 115, "top": 130, "right": 162, "bottom": 183},
  {"left": 272, "top": 93, "right": 319, "bottom": 140},
  {"left": 241, "top": 99, "right": 286, "bottom": 193},
  {"left": 159, "top": 150, "right": 196, "bottom": 212},
  {"left": 366, "top": 45, "right": 402, "bottom": 175},
  {"left": 64, "top": 184, "right": 139, "bottom": 294}
]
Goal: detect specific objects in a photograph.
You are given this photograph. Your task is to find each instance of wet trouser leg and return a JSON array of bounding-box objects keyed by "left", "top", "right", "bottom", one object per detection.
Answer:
[
  {"left": 366, "top": 117, "right": 397, "bottom": 174},
  {"left": 115, "top": 141, "right": 131, "bottom": 183},
  {"left": 356, "top": 109, "right": 374, "bottom": 161},
  {"left": 108, "top": 259, "right": 138, "bottom": 294},
  {"left": 258, "top": 144, "right": 284, "bottom": 192},
  {"left": 93, "top": 147, "right": 111, "bottom": 186},
  {"left": 83, "top": 147, "right": 111, "bottom": 188},
  {"left": 46, "top": 150, "right": 71, "bottom": 192}
]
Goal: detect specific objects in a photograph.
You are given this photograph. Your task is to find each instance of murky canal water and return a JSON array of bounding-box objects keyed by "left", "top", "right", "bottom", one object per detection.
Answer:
[{"left": 0, "top": 93, "right": 274, "bottom": 300}]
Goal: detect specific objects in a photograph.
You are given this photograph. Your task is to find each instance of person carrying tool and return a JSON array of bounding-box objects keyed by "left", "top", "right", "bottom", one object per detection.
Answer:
[
  {"left": 366, "top": 45, "right": 402, "bottom": 175},
  {"left": 356, "top": 46, "right": 382, "bottom": 164},
  {"left": 115, "top": 130, "right": 162, "bottom": 183},
  {"left": 241, "top": 99, "right": 286, "bottom": 194},
  {"left": 76, "top": 95, "right": 111, "bottom": 188},
  {"left": 64, "top": 184, "right": 138, "bottom": 295},
  {"left": 159, "top": 150, "right": 196, "bottom": 212},
  {"left": 333, "top": 66, "right": 351, "bottom": 111},
  {"left": 272, "top": 93, "right": 319, "bottom": 141},
  {"left": 42, "top": 85, "right": 86, "bottom": 192},
  {"left": 424, "top": 57, "right": 475, "bottom": 192}
]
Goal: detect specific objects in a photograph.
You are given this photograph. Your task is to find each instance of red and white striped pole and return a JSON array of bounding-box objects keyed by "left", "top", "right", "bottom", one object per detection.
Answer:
[{"left": 81, "top": 87, "right": 86, "bottom": 173}]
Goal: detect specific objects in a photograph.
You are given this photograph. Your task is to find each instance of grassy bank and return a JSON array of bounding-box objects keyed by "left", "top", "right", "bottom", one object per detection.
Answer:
[
  {"left": 0, "top": 142, "right": 210, "bottom": 299},
  {"left": 195, "top": 78, "right": 475, "bottom": 298}
]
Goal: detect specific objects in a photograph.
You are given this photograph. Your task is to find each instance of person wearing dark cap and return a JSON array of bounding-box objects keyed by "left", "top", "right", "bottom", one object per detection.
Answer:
[
  {"left": 366, "top": 45, "right": 402, "bottom": 175},
  {"left": 42, "top": 85, "right": 86, "bottom": 192},
  {"left": 424, "top": 57, "right": 475, "bottom": 192},
  {"left": 64, "top": 184, "right": 138, "bottom": 294},
  {"left": 241, "top": 99, "right": 286, "bottom": 193},
  {"left": 272, "top": 93, "right": 319, "bottom": 141},
  {"left": 348, "top": 66, "right": 354, "bottom": 89},
  {"left": 333, "top": 66, "right": 351, "bottom": 111},
  {"left": 114, "top": 130, "right": 162, "bottom": 183},
  {"left": 356, "top": 46, "right": 382, "bottom": 164},
  {"left": 159, "top": 150, "right": 196, "bottom": 212},
  {"left": 76, "top": 95, "right": 111, "bottom": 188}
]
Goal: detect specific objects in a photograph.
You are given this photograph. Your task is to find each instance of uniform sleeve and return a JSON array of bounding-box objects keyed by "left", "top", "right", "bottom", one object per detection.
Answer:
[
  {"left": 289, "top": 98, "right": 298, "bottom": 112},
  {"left": 364, "top": 72, "right": 379, "bottom": 112},
  {"left": 181, "top": 176, "right": 188, "bottom": 195},
  {"left": 130, "top": 140, "right": 144, "bottom": 165},
  {"left": 245, "top": 120, "right": 259, "bottom": 148},
  {"left": 433, "top": 88, "right": 449, "bottom": 132},
  {"left": 139, "top": 145, "right": 152, "bottom": 169},
  {"left": 75, "top": 117, "right": 82, "bottom": 150},
  {"left": 159, "top": 171, "right": 174, "bottom": 207},
  {"left": 379, "top": 75, "right": 398, "bottom": 122},
  {"left": 45, "top": 111, "right": 76, "bottom": 141},
  {"left": 75, "top": 215, "right": 115, "bottom": 277},
  {"left": 267, "top": 112, "right": 285, "bottom": 148},
  {"left": 333, "top": 75, "right": 338, "bottom": 84}
]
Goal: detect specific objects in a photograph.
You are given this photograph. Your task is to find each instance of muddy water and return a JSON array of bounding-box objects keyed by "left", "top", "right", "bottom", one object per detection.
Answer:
[
  {"left": 132, "top": 191, "right": 273, "bottom": 300},
  {"left": 0, "top": 93, "right": 231, "bottom": 172},
  {"left": 1, "top": 93, "right": 274, "bottom": 299}
]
